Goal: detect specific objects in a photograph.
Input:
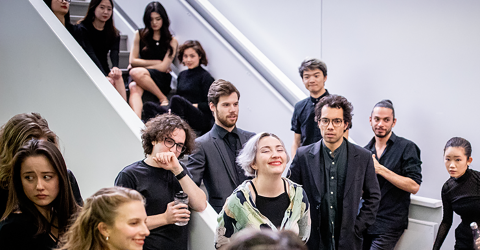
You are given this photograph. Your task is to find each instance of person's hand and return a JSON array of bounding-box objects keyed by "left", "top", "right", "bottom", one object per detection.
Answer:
[
  {"left": 164, "top": 201, "right": 190, "bottom": 225},
  {"left": 475, "top": 236, "right": 480, "bottom": 249},
  {"left": 127, "top": 64, "right": 132, "bottom": 70},
  {"left": 109, "top": 67, "right": 122, "bottom": 80},
  {"left": 372, "top": 154, "right": 385, "bottom": 175},
  {"left": 192, "top": 103, "right": 198, "bottom": 108},
  {"left": 153, "top": 152, "right": 183, "bottom": 175}
]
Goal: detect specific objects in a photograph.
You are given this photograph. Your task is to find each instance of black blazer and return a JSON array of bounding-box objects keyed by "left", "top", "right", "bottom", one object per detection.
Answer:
[
  {"left": 290, "top": 139, "right": 380, "bottom": 250},
  {"left": 187, "top": 126, "right": 255, "bottom": 213}
]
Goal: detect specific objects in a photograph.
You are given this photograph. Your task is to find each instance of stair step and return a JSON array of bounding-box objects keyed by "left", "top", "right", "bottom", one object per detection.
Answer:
[
  {"left": 108, "top": 51, "right": 130, "bottom": 69},
  {"left": 69, "top": 1, "right": 89, "bottom": 17}
]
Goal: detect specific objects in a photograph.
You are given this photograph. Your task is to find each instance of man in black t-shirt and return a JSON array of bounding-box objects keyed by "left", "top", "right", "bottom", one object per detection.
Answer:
[
  {"left": 363, "top": 100, "right": 422, "bottom": 250},
  {"left": 291, "top": 59, "right": 333, "bottom": 159},
  {"left": 115, "top": 114, "right": 207, "bottom": 250}
]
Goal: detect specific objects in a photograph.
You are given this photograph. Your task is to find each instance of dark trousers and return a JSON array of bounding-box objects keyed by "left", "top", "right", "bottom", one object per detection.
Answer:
[
  {"left": 362, "top": 230, "right": 404, "bottom": 250},
  {"left": 142, "top": 95, "right": 213, "bottom": 135}
]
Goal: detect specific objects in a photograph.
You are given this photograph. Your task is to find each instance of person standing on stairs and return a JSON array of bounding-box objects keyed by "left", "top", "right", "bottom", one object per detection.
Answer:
[
  {"left": 75, "top": 0, "right": 127, "bottom": 101},
  {"left": 128, "top": 1, "right": 178, "bottom": 119}
]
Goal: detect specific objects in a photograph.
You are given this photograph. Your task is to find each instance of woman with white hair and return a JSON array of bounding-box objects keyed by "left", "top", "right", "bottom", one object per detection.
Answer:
[{"left": 215, "top": 132, "right": 311, "bottom": 249}]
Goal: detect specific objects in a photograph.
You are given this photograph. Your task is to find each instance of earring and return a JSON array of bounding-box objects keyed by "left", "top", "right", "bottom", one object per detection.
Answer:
[
  {"left": 106, "top": 236, "right": 109, "bottom": 241},
  {"left": 255, "top": 169, "right": 257, "bottom": 178}
]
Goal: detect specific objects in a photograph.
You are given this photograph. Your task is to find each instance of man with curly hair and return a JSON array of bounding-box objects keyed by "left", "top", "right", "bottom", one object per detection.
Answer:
[
  {"left": 115, "top": 114, "right": 207, "bottom": 250},
  {"left": 289, "top": 95, "right": 380, "bottom": 250}
]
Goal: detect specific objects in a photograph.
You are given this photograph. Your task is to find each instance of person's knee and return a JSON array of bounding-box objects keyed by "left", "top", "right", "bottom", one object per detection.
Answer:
[
  {"left": 129, "top": 82, "right": 143, "bottom": 95},
  {"left": 129, "top": 68, "right": 146, "bottom": 81}
]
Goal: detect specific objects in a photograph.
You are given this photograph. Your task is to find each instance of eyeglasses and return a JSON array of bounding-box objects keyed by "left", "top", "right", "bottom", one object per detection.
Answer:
[
  {"left": 57, "top": 0, "right": 71, "bottom": 3},
  {"left": 164, "top": 137, "right": 186, "bottom": 153},
  {"left": 319, "top": 118, "right": 344, "bottom": 127}
]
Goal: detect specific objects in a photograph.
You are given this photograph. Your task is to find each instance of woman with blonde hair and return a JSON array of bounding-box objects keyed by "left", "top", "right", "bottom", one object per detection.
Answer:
[
  {"left": 215, "top": 132, "right": 311, "bottom": 249},
  {"left": 57, "top": 186, "right": 150, "bottom": 250}
]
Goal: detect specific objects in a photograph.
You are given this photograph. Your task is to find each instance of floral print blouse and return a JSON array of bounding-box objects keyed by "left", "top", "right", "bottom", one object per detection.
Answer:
[{"left": 215, "top": 178, "right": 311, "bottom": 248}]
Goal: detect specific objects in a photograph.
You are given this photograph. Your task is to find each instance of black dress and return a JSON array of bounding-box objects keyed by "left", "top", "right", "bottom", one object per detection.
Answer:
[
  {"left": 433, "top": 168, "right": 480, "bottom": 250},
  {"left": 137, "top": 28, "right": 172, "bottom": 103}
]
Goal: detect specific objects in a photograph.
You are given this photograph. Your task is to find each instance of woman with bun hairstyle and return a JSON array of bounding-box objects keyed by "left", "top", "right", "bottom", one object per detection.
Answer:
[
  {"left": 57, "top": 186, "right": 150, "bottom": 250},
  {"left": 128, "top": 1, "right": 178, "bottom": 119},
  {"left": 0, "top": 139, "right": 79, "bottom": 250},
  {"left": 143, "top": 40, "right": 214, "bottom": 135},
  {"left": 433, "top": 137, "right": 480, "bottom": 250},
  {"left": 75, "top": 0, "right": 126, "bottom": 101}
]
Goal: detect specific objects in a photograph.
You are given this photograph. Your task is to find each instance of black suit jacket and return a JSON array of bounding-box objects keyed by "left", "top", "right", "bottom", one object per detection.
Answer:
[
  {"left": 290, "top": 139, "right": 380, "bottom": 250},
  {"left": 187, "top": 126, "right": 255, "bottom": 213}
]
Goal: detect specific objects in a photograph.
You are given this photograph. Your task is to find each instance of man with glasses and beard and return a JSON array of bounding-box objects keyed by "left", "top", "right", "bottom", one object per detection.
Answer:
[
  {"left": 115, "top": 114, "right": 207, "bottom": 250},
  {"left": 290, "top": 95, "right": 380, "bottom": 250},
  {"left": 362, "top": 100, "right": 422, "bottom": 250},
  {"left": 187, "top": 79, "right": 255, "bottom": 213}
]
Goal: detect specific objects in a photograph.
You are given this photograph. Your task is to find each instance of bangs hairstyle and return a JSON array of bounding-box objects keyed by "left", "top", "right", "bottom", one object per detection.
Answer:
[
  {"left": 314, "top": 94, "right": 353, "bottom": 130},
  {"left": 141, "top": 114, "right": 196, "bottom": 157},
  {"left": 237, "top": 133, "right": 290, "bottom": 177},
  {"left": 3, "top": 139, "right": 78, "bottom": 237},
  {"left": 0, "top": 113, "right": 58, "bottom": 189},
  {"left": 178, "top": 40, "right": 208, "bottom": 66},
  {"left": 207, "top": 79, "right": 240, "bottom": 107},
  {"left": 79, "top": 0, "right": 119, "bottom": 40},
  {"left": 444, "top": 137, "right": 472, "bottom": 158},
  {"left": 140, "top": 1, "right": 174, "bottom": 57},
  {"left": 298, "top": 58, "right": 327, "bottom": 78},
  {"left": 57, "top": 187, "right": 145, "bottom": 250},
  {"left": 372, "top": 99, "right": 395, "bottom": 119}
]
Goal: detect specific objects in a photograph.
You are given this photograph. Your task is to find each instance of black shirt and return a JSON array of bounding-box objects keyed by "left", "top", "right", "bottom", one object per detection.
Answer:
[
  {"left": 176, "top": 66, "right": 215, "bottom": 116},
  {"left": 364, "top": 132, "right": 422, "bottom": 233},
  {"left": 75, "top": 22, "right": 120, "bottom": 76},
  {"left": 433, "top": 168, "right": 480, "bottom": 250},
  {"left": 321, "top": 139, "right": 347, "bottom": 250},
  {"left": 214, "top": 125, "right": 248, "bottom": 184},
  {"left": 291, "top": 90, "right": 330, "bottom": 147},
  {"left": 250, "top": 179, "right": 290, "bottom": 228},
  {"left": 115, "top": 160, "right": 191, "bottom": 250}
]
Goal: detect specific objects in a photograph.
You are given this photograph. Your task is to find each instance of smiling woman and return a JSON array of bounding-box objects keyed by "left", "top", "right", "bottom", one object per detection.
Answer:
[
  {"left": 0, "top": 139, "right": 78, "bottom": 250},
  {"left": 215, "top": 133, "right": 311, "bottom": 249},
  {"left": 57, "top": 187, "right": 150, "bottom": 250}
]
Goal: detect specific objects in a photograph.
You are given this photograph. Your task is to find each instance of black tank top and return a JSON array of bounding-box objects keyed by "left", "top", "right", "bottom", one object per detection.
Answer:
[{"left": 250, "top": 179, "right": 290, "bottom": 228}]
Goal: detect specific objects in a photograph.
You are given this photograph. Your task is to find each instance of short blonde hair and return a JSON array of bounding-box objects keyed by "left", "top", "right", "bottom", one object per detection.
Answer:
[{"left": 236, "top": 133, "right": 290, "bottom": 176}]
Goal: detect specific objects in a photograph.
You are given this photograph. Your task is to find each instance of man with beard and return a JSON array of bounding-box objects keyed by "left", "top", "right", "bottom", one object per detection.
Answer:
[
  {"left": 363, "top": 99, "right": 422, "bottom": 250},
  {"left": 187, "top": 79, "right": 255, "bottom": 213},
  {"left": 290, "top": 95, "right": 380, "bottom": 250}
]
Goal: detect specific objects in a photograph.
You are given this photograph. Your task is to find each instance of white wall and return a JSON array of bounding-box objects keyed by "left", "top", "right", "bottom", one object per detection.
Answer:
[
  {"left": 0, "top": 0, "right": 145, "bottom": 198},
  {"left": 205, "top": 0, "right": 480, "bottom": 248}
]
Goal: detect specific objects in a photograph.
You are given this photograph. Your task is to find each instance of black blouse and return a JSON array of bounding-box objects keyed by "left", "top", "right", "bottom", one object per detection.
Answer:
[{"left": 433, "top": 168, "right": 480, "bottom": 250}]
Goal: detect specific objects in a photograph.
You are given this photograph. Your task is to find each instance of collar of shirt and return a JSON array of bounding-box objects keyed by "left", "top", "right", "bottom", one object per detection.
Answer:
[
  {"left": 309, "top": 89, "right": 330, "bottom": 105},
  {"left": 322, "top": 138, "right": 347, "bottom": 159},
  {"left": 366, "top": 132, "right": 398, "bottom": 155},
  {"left": 214, "top": 124, "right": 239, "bottom": 139}
]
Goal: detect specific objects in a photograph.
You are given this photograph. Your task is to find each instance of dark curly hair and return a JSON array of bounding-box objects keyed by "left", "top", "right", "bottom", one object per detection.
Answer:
[
  {"left": 207, "top": 79, "right": 240, "bottom": 107},
  {"left": 178, "top": 40, "right": 208, "bottom": 66},
  {"left": 315, "top": 94, "right": 353, "bottom": 129},
  {"left": 444, "top": 137, "right": 472, "bottom": 158},
  {"left": 141, "top": 114, "right": 196, "bottom": 157}
]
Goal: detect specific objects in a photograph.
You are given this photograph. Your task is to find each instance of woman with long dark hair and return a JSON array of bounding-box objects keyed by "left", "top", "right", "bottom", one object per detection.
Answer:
[
  {"left": 433, "top": 137, "right": 480, "bottom": 250},
  {"left": 75, "top": 0, "right": 126, "bottom": 101},
  {"left": 128, "top": 1, "right": 178, "bottom": 119},
  {"left": 43, "top": 0, "right": 73, "bottom": 32},
  {"left": 0, "top": 139, "right": 79, "bottom": 250},
  {"left": 0, "top": 113, "right": 83, "bottom": 217},
  {"left": 143, "top": 40, "right": 214, "bottom": 135}
]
